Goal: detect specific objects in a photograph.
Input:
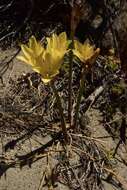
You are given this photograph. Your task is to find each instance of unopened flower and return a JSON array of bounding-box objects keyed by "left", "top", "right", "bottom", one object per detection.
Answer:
[
  {"left": 73, "top": 40, "right": 100, "bottom": 66},
  {"left": 17, "top": 32, "right": 68, "bottom": 83}
]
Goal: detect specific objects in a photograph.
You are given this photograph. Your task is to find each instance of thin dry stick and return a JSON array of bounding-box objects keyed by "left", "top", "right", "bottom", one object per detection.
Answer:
[
  {"left": 70, "top": 133, "right": 106, "bottom": 144},
  {"left": 71, "top": 166, "right": 84, "bottom": 190},
  {"left": 103, "top": 167, "right": 127, "bottom": 190},
  {"left": 38, "top": 170, "right": 46, "bottom": 190}
]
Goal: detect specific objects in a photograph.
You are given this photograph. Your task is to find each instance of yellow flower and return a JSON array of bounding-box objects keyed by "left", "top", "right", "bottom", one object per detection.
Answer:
[
  {"left": 73, "top": 40, "right": 100, "bottom": 65},
  {"left": 17, "top": 36, "right": 44, "bottom": 65},
  {"left": 17, "top": 32, "right": 68, "bottom": 83},
  {"left": 46, "top": 32, "right": 67, "bottom": 55}
]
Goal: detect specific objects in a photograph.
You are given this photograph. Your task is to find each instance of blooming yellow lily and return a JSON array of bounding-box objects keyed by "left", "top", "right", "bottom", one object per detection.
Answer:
[
  {"left": 73, "top": 40, "right": 100, "bottom": 66},
  {"left": 17, "top": 32, "right": 68, "bottom": 83}
]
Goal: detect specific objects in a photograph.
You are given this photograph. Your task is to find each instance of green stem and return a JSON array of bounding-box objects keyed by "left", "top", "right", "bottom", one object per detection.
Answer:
[
  {"left": 68, "top": 48, "right": 73, "bottom": 125},
  {"left": 68, "top": 1, "right": 78, "bottom": 126},
  {"left": 74, "top": 68, "right": 86, "bottom": 128},
  {"left": 68, "top": 22, "right": 75, "bottom": 126},
  {"left": 50, "top": 81, "right": 68, "bottom": 142}
]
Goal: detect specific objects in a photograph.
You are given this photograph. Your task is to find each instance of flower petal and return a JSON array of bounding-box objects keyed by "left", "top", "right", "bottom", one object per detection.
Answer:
[
  {"left": 21, "top": 45, "right": 33, "bottom": 60},
  {"left": 29, "top": 36, "right": 44, "bottom": 56},
  {"left": 73, "top": 40, "right": 99, "bottom": 64},
  {"left": 58, "top": 32, "right": 67, "bottom": 50},
  {"left": 17, "top": 55, "right": 29, "bottom": 64},
  {"left": 73, "top": 49, "right": 84, "bottom": 62},
  {"left": 52, "top": 33, "right": 58, "bottom": 49},
  {"left": 41, "top": 78, "right": 51, "bottom": 84},
  {"left": 74, "top": 40, "right": 83, "bottom": 52}
]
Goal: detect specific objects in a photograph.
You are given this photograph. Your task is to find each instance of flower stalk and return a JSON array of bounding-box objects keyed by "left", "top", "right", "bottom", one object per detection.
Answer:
[
  {"left": 68, "top": 1, "right": 82, "bottom": 126},
  {"left": 68, "top": 3, "right": 75, "bottom": 126},
  {"left": 68, "top": 45, "right": 74, "bottom": 126},
  {"left": 74, "top": 67, "right": 86, "bottom": 128},
  {"left": 50, "top": 81, "right": 68, "bottom": 142},
  {"left": 73, "top": 46, "right": 100, "bottom": 128}
]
